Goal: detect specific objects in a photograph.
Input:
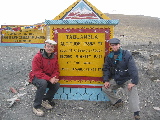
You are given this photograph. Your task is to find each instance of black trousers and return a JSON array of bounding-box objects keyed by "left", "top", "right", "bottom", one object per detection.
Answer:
[{"left": 32, "top": 76, "right": 60, "bottom": 108}]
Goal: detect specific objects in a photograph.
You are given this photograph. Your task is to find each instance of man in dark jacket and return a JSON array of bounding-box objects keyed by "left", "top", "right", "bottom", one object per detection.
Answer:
[
  {"left": 29, "top": 39, "right": 60, "bottom": 117},
  {"left": 102, "top": 38, "right": 140, "bottom": 120}
]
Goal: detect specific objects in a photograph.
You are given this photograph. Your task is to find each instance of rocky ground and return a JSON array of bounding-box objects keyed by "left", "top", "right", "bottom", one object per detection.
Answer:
[{"left": 0, "top": 14, "right": 160, "bottom": 120}]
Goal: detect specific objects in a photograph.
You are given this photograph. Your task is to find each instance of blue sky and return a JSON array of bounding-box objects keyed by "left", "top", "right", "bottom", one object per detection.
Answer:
[{"left": 0, "top": 0, "right": 159, "bottom": 26}]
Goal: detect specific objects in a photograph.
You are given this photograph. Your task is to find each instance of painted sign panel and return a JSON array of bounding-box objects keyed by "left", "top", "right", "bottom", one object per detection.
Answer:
[
  {"left": 53, "top": 28, "right": 111, "bottom": 88},
  {"left": 1, "top": 25, "right": 46, "bottom": 43},
  {"left": 63, "top": 0, "right": 100, "bottom": 19},
  {"left": 58, "top": 33, "right": 105, "bottom": 77}
]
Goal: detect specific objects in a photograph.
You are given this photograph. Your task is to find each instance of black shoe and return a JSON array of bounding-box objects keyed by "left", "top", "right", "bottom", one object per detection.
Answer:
[
  {"left": 49, "top": 100, "right": 55, "bottom": 107},
  {"left": 113, "top": 99, "right": 123, "bottom": 108},
  {"left": 134, "top": 111, "right": 140, "bottom": 120},
  {"left": 134, "top": 115, "right": 140, "bottom": 120}
]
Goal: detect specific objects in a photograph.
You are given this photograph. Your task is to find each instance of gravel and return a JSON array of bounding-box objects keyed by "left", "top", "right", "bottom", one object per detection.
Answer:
[{"left": 0, "top": 14, "right": 160, "bottom": 120}]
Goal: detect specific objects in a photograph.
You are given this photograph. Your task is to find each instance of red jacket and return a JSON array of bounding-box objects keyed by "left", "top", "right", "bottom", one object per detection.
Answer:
[{"left": 29, "top": 49, "right": 59, "bottom": 82}]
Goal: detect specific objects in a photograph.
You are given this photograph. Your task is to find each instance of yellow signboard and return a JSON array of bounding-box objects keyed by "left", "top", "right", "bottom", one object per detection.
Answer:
[
  {"left": 58, "top": 33, "right": 105, "bottom": 77},
  {"left": 1, "top": 26, "right": 46, "bottom": 43}
]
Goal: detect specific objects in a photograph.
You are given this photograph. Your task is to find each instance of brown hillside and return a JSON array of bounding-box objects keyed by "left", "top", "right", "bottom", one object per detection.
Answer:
[{"left": 105, "top": 13, "right": 160, "bottom": 47}]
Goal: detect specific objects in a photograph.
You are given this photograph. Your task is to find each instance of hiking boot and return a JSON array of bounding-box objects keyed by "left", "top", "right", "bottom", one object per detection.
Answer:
[
  {"left": 41, "top": 100, "right": 53, "bottom": 109},
  {"left": 113, "top": 99, "right": 123, "bottom": 108},
  {"left": 33, "top": 107, "right": 44, "bottom": 117},
  {"left": 134, "top": 115, "right": 140, "bottom": 120},
  {"left": 49, "top": 100, "right": 55, "bottom": 107}
]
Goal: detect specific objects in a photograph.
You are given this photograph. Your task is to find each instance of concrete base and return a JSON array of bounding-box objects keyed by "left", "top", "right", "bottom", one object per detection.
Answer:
[{"left": 53, "top": 87, "right": 109, "bottom": 101}]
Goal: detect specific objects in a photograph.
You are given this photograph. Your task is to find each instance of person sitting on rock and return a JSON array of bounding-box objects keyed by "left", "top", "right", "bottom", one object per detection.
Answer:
[
  {"left": 102, "top": 38, "right": 140, "bottom": 120},
  {"left": 29, "top": 39, "right": 60, "bottom": 117}
]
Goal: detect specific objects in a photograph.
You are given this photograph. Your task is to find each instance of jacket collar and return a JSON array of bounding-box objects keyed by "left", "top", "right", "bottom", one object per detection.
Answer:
[{"left": 108, "top": 48, "right": 123, "bottom": 61}]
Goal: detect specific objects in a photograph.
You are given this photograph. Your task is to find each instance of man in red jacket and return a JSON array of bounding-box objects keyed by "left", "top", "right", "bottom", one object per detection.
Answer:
[{"left": 29, "top": 39, "right": 60, "bottom": 117}]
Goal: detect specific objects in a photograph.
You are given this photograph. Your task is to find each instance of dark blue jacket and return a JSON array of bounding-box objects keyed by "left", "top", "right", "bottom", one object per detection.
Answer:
[{"left": 102, "top": 49, "right": 139, "bottom": 85}]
